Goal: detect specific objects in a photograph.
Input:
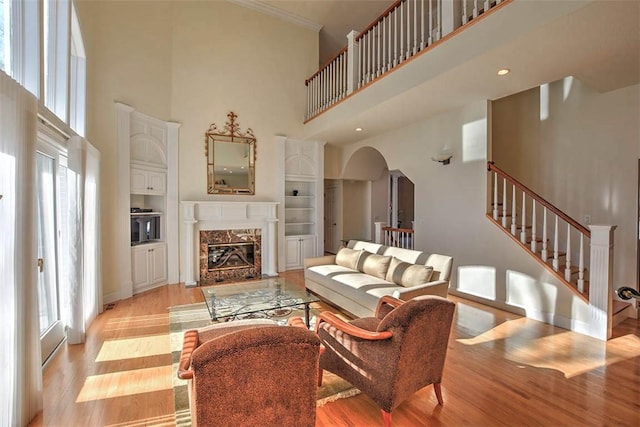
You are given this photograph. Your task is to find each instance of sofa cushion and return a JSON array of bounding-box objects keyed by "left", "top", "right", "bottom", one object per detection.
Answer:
[
  {"left": 360, "top": 251, "right": 392, "bottom": 280},
  {"left": 385, "top": 257, "right": 434, "bottom": 287},
  {"left": 335, "top": 247, "right": 362, "bottom": 270}
]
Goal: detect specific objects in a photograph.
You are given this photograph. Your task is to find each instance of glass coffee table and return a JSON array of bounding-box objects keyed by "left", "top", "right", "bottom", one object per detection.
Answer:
[{"left": 200, "top": 278, "right": 320, "bottom": 327}]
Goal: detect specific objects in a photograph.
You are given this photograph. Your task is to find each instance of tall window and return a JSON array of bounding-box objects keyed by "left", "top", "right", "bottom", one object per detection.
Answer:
[
  {"left": 69, "top": 4, "right": 86, "bottom": 136},
  {"left": 0, "top": 0, "right": 10, "bottom": 74},
  {"left": 44, "top": 0, "right": 70, "bottom": 122}
]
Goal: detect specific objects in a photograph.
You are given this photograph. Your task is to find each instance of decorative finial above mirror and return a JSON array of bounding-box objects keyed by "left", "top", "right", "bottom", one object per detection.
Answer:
[{"left": 205, "top": 112, "right": 256, "bottom": 195}]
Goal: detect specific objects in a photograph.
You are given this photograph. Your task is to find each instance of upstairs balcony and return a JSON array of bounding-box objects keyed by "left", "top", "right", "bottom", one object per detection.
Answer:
[{"left": 300, "top": 0, "right": 639, "bottom": 145}]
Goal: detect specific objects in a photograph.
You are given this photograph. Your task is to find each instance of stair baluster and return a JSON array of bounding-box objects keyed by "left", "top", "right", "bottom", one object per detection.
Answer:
[
  {"left": 502, "top": 178, "right": 507, "bottom": 228},
  {"left": 520, "top": 191, "right": 527, "bottom": 243},
  {"left": 493, "top": 171, "right": 499, "bottom": 220},
  {"left": 541, "top": 208, "right": 548, "bottom": 261},
  {"left": 565, "top": 224, "right": 572, "bottom": 282},
  {"left": 530, "top": 200, "right": 537, "bottom": 253},
  {"left": 553, "top": 215, "right": 560, "bottom": 270},
  {"left": 578, "top": 234, "right": 585, "bottom": 292},
  {"left": 511, "top": 185, "right": 517, "bottom": 235}
]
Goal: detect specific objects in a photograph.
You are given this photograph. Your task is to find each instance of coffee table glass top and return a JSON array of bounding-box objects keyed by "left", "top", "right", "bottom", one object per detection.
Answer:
[{"left": 200, "top": 278, "right": 319, "bottom": 323}]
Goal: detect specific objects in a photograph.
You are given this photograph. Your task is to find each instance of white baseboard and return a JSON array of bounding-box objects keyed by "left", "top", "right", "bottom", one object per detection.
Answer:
[{"left": 103, "top": 290, "right": 121, "bottom": 305}]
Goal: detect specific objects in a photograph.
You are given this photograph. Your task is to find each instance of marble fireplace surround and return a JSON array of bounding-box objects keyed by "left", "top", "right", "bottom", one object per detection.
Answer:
[{"left": 181, "top": 201, "right": 278, "bottom": 286}]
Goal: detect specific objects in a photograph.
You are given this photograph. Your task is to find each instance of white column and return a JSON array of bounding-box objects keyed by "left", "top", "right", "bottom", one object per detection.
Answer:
[
  {"left": 182, "top": 202, "right": 197, "bottom": 287},
  {"left": 115, "top": 102, "right": 135, "bottom": 299},
  {"left": 346, "top": 30, "right": 360, "bottom": 95},
  {"left": 374, "top": 221, "right": 386, "bottom": 244},
  {"left": 165, "top": 121, "right": 181, "bottom": 284},
  {"left": 588, "top": 225, "right": 616, "bottom": 341},
  {"left": 265, "top": 218, "right": 279, "bottom": 276}
]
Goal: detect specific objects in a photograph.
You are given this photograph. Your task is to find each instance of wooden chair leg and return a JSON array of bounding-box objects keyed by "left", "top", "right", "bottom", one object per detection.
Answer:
[
  {"left": 434, "top": 382, "right": 443, "bottom": 405},
  {"left": 381, "top": 410, "right": 392, "bottom": 427},
  {"left": 317, "top": 368, "right": 323, "bottom": 386}
]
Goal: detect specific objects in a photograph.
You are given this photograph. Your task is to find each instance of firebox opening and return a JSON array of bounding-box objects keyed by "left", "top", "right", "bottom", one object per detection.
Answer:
[{"left": 208, "top": 242, "right": 255, "bottom": 271}]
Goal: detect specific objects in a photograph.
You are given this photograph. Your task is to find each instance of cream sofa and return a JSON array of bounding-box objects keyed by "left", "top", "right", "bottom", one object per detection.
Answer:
[{"left": 304, "top": 240, "right": 453, "bottom": 318}]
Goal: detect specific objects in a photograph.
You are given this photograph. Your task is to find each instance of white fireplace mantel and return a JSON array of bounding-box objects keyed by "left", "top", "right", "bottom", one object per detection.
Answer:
[{"left": 181, "top": 201, "right": 279, "bottom": 286}]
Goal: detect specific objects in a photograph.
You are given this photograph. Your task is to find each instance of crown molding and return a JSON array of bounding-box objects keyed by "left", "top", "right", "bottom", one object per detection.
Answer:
[{"left": 227, "top": 0, "right": 323, "bottom": 32}]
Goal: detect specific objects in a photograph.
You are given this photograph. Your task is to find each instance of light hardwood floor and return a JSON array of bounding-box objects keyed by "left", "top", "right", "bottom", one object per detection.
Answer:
[{"left": 30, "top": 270, "right": 640, "bottom": 426}]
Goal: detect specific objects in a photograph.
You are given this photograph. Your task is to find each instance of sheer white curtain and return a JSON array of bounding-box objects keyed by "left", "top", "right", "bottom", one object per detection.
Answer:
[
  {"left": 64, "top": 136, "right": 101, "bottom": 344},
  {"left": 0, "top": 70, "right": 42, "bottom": 425}
]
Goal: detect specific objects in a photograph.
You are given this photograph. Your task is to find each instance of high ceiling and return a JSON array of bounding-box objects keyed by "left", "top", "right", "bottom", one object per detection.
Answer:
[
  {"left": 235, "top": 1, "right": 640, "bottom": 145},
  {"left": 256, "top": 0, "right": 392, "bottom": 64}
]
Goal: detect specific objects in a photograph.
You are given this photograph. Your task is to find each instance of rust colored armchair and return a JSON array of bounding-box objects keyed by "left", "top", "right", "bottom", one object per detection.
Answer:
[
  {"left": 316, "top": 295, "right": 455, "bottom": 427},
  {"left": 178, "top": 319, "right": 322, "bottom": 427}
]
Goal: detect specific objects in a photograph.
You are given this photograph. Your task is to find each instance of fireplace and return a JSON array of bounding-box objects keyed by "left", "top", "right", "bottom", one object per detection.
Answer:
[
  {"left": 181, "top": 201, "right": 278, "bottom": 287},
  {"left": 208, "top": 242, "right": 255, "bottom": 271},
  {"left": 199, "top": 229, "right": 261, "bottom": 285}
]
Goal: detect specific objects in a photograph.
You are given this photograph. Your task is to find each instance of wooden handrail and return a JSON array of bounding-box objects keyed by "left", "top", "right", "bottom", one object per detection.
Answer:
[
  {"left": 488, "top": 162, "right": 590, "bottom": 237},
  {"left": 382, "top": 226, "right": 414, "bottom": 234},
  {"left": 305, "top": 45, "right": 349, "bottom": 85}
]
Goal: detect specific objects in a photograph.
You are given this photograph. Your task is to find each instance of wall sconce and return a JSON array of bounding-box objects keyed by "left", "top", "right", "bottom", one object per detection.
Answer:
[{"left": 431, "top": 153, "right": 453, "bottom": 165}]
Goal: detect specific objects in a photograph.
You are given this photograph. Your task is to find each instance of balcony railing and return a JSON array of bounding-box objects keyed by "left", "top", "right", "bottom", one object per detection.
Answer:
[{"left": 305, "top": 0, "right": 508, "bottom": 121}]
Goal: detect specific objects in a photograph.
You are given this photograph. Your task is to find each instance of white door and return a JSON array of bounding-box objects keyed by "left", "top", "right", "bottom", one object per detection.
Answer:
[
  {"left": 36, "top": 151, "right": 65, "bottom": 364},
  {"left": 324, "top": 184, "right": 339, "bottom": 253}
]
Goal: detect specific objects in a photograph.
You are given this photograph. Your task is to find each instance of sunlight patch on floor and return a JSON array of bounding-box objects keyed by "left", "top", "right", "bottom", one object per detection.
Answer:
[
  {"left": 104, "top": 313, "right": 169, "bottom": 331},
  {"left": 458, "top": 316, "right": 640, "bottom": 379},
  {"left": 96, "top": 335, "right": 170, "bottom": 361},
  {"left": 76, "top": 366, "right": 173, "bottom": 402},
  {"left": 506, "top": 333, "right": 640, "bottom": 378}
]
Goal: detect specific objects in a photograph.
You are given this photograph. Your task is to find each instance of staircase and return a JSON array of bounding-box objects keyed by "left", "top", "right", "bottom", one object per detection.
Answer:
[{"left": 487, "top": 162, "right": 628, "bottom": 339}]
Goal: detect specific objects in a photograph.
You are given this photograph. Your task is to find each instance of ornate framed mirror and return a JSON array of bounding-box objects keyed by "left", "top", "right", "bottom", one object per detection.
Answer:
[{"left": 205, "top": 112, "right": 256, "bottom": 194}]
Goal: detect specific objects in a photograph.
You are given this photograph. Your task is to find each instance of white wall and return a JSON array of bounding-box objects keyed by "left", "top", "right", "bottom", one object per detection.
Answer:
[
  {"left": 78, "top": 1, "right": 318, "bottom": 298},
  {"left": 339, "top": 101, "right": 592, "bottom": 331},
  {"left": 371, "top": 170, "right": 388, "bottom": 236},
  {"left": 492, "top": 79, "right": 639, "bottom": 294}
]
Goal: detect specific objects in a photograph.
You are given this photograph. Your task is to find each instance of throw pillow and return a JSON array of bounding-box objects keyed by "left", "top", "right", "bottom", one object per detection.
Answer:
[
  {"left": 335, "top": 247, "right": 363, "bottom": 270},
  {"left": 360, "top": 252, "right": 392, "bottom": 280},
  {"left": 386, "top": 257, "right": 434, "bottom": 287}
]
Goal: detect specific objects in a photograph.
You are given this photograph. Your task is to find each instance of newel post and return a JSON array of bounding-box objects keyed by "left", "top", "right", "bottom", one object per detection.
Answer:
[
  {"left": 346, "top": 30, "right": 360, "bottom": 95},
  {"left": 374, "top": 222, "right": 386, "bottom": 244},
  {"left": 588, "top": 225, "right": 617, "bottom": 341}
]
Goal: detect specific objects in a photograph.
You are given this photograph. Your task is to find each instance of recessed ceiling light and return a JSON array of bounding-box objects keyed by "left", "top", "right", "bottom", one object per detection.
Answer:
[
  {"left": 355, "top": 127, "right": 363, "bottom": 132},
  {"left": 497, "top": 68, "right": 511, "bottom": 76}
]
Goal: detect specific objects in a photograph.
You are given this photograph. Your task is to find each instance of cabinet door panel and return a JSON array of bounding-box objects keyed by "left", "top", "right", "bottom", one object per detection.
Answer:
[
  {"left": 131, "top": 247, "right": 150, "bottom": 289},
  {"left": 285, "top": 237, "right": 302, "bottom": 269},
  {"left": 130, "top": 169, "right": 148, "bottom": 194},
  {"left": 148, "top": 171, "right": 166, "bottom": 194},
  {"left": 301, "top": 236, "right": 317, "bottom": 261},
  {"left": 150, "top": 244, "right": 167, "bottom": 284}
]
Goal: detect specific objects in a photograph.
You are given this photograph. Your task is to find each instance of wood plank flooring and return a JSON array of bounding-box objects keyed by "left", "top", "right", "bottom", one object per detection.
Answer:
[{"left": 29, "top": 270, "right": 640, "bottom": 426}]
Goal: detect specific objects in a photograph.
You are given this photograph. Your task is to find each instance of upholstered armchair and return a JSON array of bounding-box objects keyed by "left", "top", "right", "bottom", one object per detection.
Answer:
[
  {"left": 178, "top": 319, "right": 322, "bottom": 427},
  {"left": 316, "top": 295, "right": 456, "bottom": 427}
]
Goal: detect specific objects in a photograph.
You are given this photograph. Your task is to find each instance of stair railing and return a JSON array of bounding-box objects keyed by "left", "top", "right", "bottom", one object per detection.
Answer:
[
  {"left": 374, "top": 222, "right": 415, "bottom": 249},
  {"left": 488, "top": 162, "right": 619, "bottom": 340},
  {"left": 304, "top": 0, "right": 509, "bottom": 121},
  {"left": 488, "top": 162, "right": 590, "bottom": 296}
]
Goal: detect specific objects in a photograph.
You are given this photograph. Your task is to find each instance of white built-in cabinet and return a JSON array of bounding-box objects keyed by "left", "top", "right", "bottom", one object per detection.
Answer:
[
  {"left": 282, "top": 138, "right": 325, "bottom": 270},
  {"left": 285, "top": 235, "right": 317, "bottom": 270},
  {"left": 131, "top": 242, "right": 167, "bottom": 291},
  {"left": 116, "top": 103, "right": 180, "bottom": 301},
  {"left": 130, "top": 166, "right": 166, "bottom": 195}
]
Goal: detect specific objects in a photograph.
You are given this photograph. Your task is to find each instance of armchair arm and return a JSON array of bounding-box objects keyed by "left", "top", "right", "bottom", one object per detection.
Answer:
[
  {"left": 374, "top": 295, "right": 405, "bottom": 319},
  {"left": 316, "top": 311, "right": 392, "bottom": 341},
  {"left": 391, "top": 280, "right": 449, "bottom": 300},
  {"left": 304, "top": 255, "right": 336, "bottom": 268},
  {"left": 177, "top": 329, "right": 199, "bottom": 380}
]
